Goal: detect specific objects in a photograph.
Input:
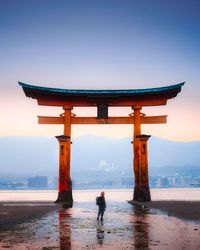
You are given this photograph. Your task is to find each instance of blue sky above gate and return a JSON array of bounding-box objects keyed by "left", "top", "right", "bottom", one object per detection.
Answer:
[{"left": 0, "top": 0, "right": 200, "bottom": 141}]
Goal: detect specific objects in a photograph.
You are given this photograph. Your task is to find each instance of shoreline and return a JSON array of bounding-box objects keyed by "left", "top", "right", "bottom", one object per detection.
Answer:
[
  {"left": 0, "top": 200, "right": 200, "bottom": 230},
  {"left": 148, "top": 201, "right": 200, "bottom": 221},
  {"left": 0, "top": 203, "right": 58, "bottom": 231},
  {"left": 129, "top": 200, "right": 200, "bottom": 222},
  {"left": 0, "top": 200, "right": 200, "bottom": 249}
]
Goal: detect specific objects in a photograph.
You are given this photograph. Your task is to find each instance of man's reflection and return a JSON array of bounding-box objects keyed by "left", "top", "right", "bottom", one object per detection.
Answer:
[
  {"left": 96, "top": 220, "right": 105, "bottom": 245},
  {"left": 132, "top": 205, "right": 150, "bottom": 249},
  {"left": 58, "top": 204, "right": 72, "bottom": 250}
]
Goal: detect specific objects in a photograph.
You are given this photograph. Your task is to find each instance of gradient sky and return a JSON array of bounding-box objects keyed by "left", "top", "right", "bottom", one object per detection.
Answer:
[{"left": 0, "top": 0, "right": 200, "bottom": 141}]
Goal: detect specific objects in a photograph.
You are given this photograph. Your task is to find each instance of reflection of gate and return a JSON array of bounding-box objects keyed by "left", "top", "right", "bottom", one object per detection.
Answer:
[{"left": 19, "top": 81, "right": 184, "bottom": 203}]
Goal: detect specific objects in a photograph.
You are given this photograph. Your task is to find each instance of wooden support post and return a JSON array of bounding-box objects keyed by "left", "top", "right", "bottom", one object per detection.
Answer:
[
  {"left": 55, "top": 106, "right": 73, "bottom": 204},
  {"left": 64, "top": 106, "right": 73, "bottom": 201},
  {"left": 136, "top": 134, "right": 151, "bottom": 201},
  {"left": 133, "top": 106, "right": 141, "bottom": 201},
  {"left": 55, "top": 135, "right": 73, "bottom": 203}
]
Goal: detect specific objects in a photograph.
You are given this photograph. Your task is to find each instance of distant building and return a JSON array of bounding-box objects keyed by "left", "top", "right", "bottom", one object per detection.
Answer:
[
  {"left": 52, "top": 176, "right": 58, "bottom": 189},
  {"left": 121, "top": 177, "right": 133, "bottom": 187},
  {"left": 28, "top": 176, "right": 48, "bottom": 189},
  {"left": 158, "top": 177, "right": 170, "bottom": 188},
  {"left": 72, "top": 179, "right": 76, "bottom": 189},
  {"left": 149, "top": 176, "right": 158, "bottom": 188}
]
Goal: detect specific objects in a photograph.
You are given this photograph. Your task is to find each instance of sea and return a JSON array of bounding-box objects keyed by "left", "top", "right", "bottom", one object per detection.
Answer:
[
  {"left": 1, "top": 188, "right": 200, "bottom": 249},
  {"left": 0, "top": 188, "right": 200, "bottom": 202}
]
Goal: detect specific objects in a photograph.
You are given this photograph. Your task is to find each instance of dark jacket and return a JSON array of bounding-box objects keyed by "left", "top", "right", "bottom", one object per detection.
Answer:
[{"left": 97, "top": 196, "right": 106, "bottom": 210}]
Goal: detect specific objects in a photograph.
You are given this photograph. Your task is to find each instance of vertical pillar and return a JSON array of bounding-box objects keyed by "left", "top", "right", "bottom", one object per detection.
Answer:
[
  {"left": 64, "top": 106, "right": 73, "bottom": 202},
  {"left": 132, "top": 106, "right": 141, "bottom": 201},
  {"left": 136, "top": 134, "right": 151, "bottom": 201},
  {"left": 55, "top": 106, "right": 73, "bottom": 203}
]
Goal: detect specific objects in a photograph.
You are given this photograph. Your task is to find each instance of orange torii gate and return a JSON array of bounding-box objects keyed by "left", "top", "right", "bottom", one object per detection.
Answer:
[{"left": 19, "top": 82, "right": 184, "bottom": 203}]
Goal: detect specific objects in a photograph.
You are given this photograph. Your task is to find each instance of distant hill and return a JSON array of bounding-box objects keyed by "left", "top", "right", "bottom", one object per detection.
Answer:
[
  {"left": 0, "top": 136, "right": 58, "bottom": 174},
  {"left": 0, "top": 135, "right": 199, "bottom": 175}
]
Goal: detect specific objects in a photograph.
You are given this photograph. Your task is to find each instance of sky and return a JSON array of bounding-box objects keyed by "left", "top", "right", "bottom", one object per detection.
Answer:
[{"left": 0, "top": 0, "right": 200, "bottom": 141}]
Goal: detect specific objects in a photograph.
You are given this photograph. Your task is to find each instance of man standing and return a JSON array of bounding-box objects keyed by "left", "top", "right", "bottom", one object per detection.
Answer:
[{"left": 96, "top": 191, "right": 106, "bottom": 221}]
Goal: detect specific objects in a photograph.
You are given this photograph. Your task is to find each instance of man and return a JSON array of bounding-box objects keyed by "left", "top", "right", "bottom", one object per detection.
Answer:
[{"left": 96, "top": 191, "right": 106, "bottom": 221}]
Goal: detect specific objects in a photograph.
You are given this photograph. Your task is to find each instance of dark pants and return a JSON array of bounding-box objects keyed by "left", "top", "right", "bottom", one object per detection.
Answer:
[{"left": 97, "top": 207, "right": 105, "bottom": 219}]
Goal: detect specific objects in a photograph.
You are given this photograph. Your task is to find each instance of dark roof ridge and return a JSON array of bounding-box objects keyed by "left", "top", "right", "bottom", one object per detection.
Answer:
[{"left": 18, "top": 81, "right": 185, "bottom": 95}]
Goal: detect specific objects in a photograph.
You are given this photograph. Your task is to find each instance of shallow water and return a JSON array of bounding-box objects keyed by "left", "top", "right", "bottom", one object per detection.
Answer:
[
  {"left": 0, "top": 201, "right": 200, "bottom": 249},
  {"left": 0, "top": 188, "right": 200, "bottom": 202},
  {"left": 0, "top": 189, "right": 200, "bottom": 249}
]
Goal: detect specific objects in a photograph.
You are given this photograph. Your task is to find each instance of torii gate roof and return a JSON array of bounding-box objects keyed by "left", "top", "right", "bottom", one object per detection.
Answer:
[{"left": 18, "top": 82, "right": 185, "bottom": 107}]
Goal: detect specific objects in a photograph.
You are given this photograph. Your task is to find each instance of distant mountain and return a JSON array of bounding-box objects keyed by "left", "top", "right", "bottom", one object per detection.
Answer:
[
  {"left": 0, "top": 135, "right": 199, "bottom": 174},
  {"left": 0, "top": 136, "right": 58, "bottom": 174}
]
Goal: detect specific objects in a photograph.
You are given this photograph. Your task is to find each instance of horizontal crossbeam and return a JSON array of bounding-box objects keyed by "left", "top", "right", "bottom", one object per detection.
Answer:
[{"left": 38, "top": 115, "right": 167, "bottom": 125}]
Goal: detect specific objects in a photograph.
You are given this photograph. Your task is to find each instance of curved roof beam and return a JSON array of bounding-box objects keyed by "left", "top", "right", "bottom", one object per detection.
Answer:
[{"left": 18, "top": 81, "right": 185, "bottom": 107}]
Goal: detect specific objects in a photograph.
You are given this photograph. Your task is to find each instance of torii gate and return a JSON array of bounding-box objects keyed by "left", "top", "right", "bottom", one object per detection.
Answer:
[{"left": 19, "top": 81, "right": 184, "bottom": 203}]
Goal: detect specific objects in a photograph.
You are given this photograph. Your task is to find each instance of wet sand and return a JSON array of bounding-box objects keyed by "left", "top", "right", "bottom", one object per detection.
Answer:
[
  {"left": 130, "top": 200, "right": 200, "bottom": 221},
  {"left": 149, "top": 201, "right": 200, "bottom": 221},
  {"left": 1, "top": 200, "right": 200, "bottom": 229},
  {"left": 0, "top": 201, "right": 200, "bottom": 249},
  {"left": 0, "top": 202, "right": 58, "bottom": 230}
]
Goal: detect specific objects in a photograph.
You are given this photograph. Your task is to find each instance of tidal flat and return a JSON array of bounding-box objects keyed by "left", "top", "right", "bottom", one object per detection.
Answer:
[{"left": 0, "top": 200, "right": 200, "bottom": 250}]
